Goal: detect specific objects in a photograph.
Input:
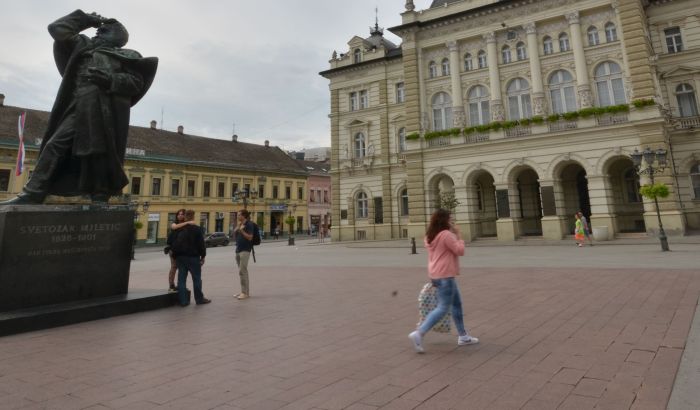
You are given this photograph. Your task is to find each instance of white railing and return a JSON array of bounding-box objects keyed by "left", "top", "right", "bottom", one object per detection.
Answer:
[
  {"left": 465, "top": 133, "right": 490, "bottom": 144},
  {"left": 596, "top": 113, "right": 628, "bottom": 126},
  {"left": 504, "top": 125, "right": 532, "bottom": 138},
  {"left": 395, "top": 153, "right": 407, "bottom": 163},
  {"left": 675, "top": 116, "right": 700, "bottom": 129},
  {"left": 351, "top": 158, "right": 364, "bottom": 167},
  {"left": 548, "top": 119, "right": 578, "bottom": 132},
  {"left": 427, "top": 136, "right": 450, "bottom": 147}
]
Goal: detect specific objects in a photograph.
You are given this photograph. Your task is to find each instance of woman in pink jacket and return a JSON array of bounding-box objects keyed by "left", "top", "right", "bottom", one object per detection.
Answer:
[{"left": 409, "top": 208, "right": 479, "bottom": 353}]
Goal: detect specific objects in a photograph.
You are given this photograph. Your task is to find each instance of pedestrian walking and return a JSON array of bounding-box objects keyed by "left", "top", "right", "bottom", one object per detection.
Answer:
[
  {"left": 170, "top": 210, "right": 211, "bottom": 306},
  {"left": 577, "top": 211, "right": 594, "bottom": 246},
  {"left": 233, "top": 209, "right": 254, "bottom": 300},
  {"left": 574, "top": 213, "right": 585, "bottom": 248},
  {"left": 408, "top": 208, "right": 479, "bottom": 353}
]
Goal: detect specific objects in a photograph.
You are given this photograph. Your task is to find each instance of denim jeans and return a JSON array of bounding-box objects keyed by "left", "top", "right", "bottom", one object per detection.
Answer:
[
  {"left": 176, "top": 255, "right": 204, "bottom": 305},
  {"left": 418, "top": 277, "right": 468, "bottom": 336}
]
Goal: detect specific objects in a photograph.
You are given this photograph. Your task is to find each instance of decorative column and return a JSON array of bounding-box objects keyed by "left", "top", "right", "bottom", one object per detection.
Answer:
[
  {"left": 484, "top": 32, "right": 505, "bottom": 121},
  {"left": 586, "top": 175, "right": 616, "bottom": 240},
  {"left": 523, "top": 22, "right": 546, "bottom": 116},
  {"left": 539, "top": 179, "right": 566, "bottom": 239},
  {"left": 566, "top": 11, "right": 593, "bottom": 108},
  {"left": 495, "top": 183, "right": 520, "bottom": 240},
  {"left": 447, "top": 40, "right": 465, "bottom": 127}
]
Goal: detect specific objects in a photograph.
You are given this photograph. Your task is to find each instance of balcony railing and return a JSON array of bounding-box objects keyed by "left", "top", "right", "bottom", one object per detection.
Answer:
[
  {"left": 504, "top": 125, "right": 532, "bottom": 138},
  {"left": 351, "top": 158, "right": 364, "bottom": 167},
  {"left": 675, "top": 115, "right": 700, "bottom": 129},
  {"left": 427, "top": 136, "right": 450, "bottom": 147},
  {"left": 596, "top": 113, "right": 628, "bottom": 126},
  {"left": 465, "top": 133, "right": 490, "bottom": 144},
  {"left": 548, "top": 119, "right": 578, "bottom": 132}
]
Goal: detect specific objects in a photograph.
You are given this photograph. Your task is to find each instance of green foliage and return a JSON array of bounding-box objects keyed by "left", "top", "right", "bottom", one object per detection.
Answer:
[
  {"left": 531, "top": 116, "right": 544, "bottom": 124},
  {"left": 639, "top": 183, "right": 670, "bottom": 200},
  {"left": 519, "top": 118, "right": 531, "bottom": 126},
  {"left": 463, "top": 126, "right": 477, "bottom": 134},
  {"left": 424, "top": 128, "right": 462, "bottom": 140},
  {"left": 435, "top": 191, "right": 460, "bottom": 212},
  {"left": 501, "top": 120, "right": 518, "bottom": 129},
  {"left": 256, "top": 213, "right": 265, "bottom": 229},
  {"left": 562, "top": 111, "right": 580, "bottom": 120},
  {"left": 285, "top": 215, "right": 296, "bottom": 233},
  {"left": 133, "top": 220, "right": 144, "bottom": 230},
  {"left": 475, "top": 124, "right": 491, "bottom": 133},
  {"left": 632, "top": 98, "right": 656, "bottom": 108},
  {"left": 578, "top": 107, "right": 598, "bottom": 118},
  {"left": 605, "top": 104, "right": 630, "bottom": 113},
  {"left": 490, "top": 121, "right": 503, "bottom": 130},
  {"left": 406, "top": 132, "right": 420, "bottom": 140},
  {"left": 547, "top": 114, "right": 561, "bottom": 122}
]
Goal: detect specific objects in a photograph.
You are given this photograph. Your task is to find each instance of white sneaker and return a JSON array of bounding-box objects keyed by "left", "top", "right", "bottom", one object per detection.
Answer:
[
  {"left": 458, "top": 335, "right": 479, "bottom": 346},
  {"left": 408, "top": 331, "right": 424, "bottom": 353}
]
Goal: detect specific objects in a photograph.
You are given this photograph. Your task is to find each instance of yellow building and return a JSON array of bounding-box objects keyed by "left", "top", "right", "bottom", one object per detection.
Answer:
[
  {"left": 321, "top": 0, "right": 700, "bottom": 242},
  {"left": 0, "top": 102, "right": 309, "bottom": 244}
]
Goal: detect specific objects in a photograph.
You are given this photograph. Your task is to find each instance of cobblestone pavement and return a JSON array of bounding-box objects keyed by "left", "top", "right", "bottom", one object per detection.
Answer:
[{"left": 1, "top": 240, "right": 698, "bottom": 409}]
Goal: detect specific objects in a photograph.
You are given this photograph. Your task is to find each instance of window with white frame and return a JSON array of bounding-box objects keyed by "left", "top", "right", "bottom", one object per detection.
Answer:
[
  {"left": 349, "top": 92, "right": 358, "bottom": 111},
  {"left": 354, "top": 132, "right": 366, "bottom": 158},
  {"left": 543, "top": 36, "right": 553, "bottom": 55},
  {"left": 396, "top": 82, "right": 405, "bottom": 103},
  {"left": 464, "top": 53, "right": 473, "bottom": 71},
  {"left": 516, "top": 42, "right": 527, "bottom": 60},
  {"left": 501, "top": 45, "right": 511, "bottom": 64},
  {"left": 359, "top": 90, "right": 368, "bottom": 109},
  {"left": 428, "top": 61, "right": 438, "bottom": 78},
  {"left": 356, "top": 192, "right": 368, "bottom": 218},
  {"left": 623, "top": 168, "right": 642, "bottom": 203},
  {"left": 676, "top": 84, "right": 699, "bottom": 117},
  {"left": 441, "top": 58, "right": 450, "bottom": 76},
  {"left": 398, "top": 127, "right": 406, "bottom": 152},
  {"left": 507, "top": 78, "right": 532, "bottom": 120},
  {"left": 468, "top": 85, "right": 490, "bottom": 125},
  {"left": 477, "top": 50, "right": 487, "bottom": 69},
  {"left": 690, "top": 164, "right": 700, "bottom": 199},
  {"left": 549, "top": 70, "right": 577, "bottom": 113},
  {"left": 432, "top": 92, "right": 453, "bottom": 131},
  {"left": 353, "top": 48, "right": 361, "bottom": 63},
  {"left": 588, "top": 26, "right": 600, "bottom": 46},
  {"left": 605, "top": 22, "right": 617, "bottom": 42},
  {"left": 400, "top": 188, "right": 409, "bottom": 216},
  {"left": 559, "top": 33, "right": 570, "bottom": 52},
  {"left": 594, "top": 61, "right": 626, "bottom": 106},
  {"left": 665, "top": 27, "right": 683, "bottom": 53}
]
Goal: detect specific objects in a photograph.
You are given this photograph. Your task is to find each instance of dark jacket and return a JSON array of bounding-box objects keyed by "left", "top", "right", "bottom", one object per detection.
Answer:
[
  {"left": 42, "top": 9, "right": 158, "bottom": 196},
  {"left": 170, "top": 225, "right": 206, "bottom": 258}
]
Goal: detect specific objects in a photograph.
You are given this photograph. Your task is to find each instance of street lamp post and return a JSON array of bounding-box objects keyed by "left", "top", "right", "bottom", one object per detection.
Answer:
[
  {"left": 630, "top": 147, "right": 669, "bottom": 251},
  {"left": 287, "top": 203, "right": 297, "bottom": 246},
  {"left": 232, "top": 188, "right": 258, "bottom": 210}
]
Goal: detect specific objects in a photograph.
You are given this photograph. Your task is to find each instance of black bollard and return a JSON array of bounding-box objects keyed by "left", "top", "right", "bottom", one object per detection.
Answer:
[{"left": 411, "top": 237, "right": 417, "bottom": 254}]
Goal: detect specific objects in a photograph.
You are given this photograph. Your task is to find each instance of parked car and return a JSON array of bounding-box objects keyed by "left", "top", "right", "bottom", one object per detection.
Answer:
[{"left": 204, "top": 232, "right": 229, "bottom": 247}]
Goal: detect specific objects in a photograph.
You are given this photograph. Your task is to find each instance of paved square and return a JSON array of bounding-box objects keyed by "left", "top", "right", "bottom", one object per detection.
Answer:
[{"left": 1, "top": 240, "right": 698, "bottom": 409}]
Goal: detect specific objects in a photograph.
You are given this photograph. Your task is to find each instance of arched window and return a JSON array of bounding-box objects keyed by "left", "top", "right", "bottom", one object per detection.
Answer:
[
  {"left": 353, "top": 48, "right": 361, "bottom": 63},
  {"left": 428, "top": 61, "right": 438, "bottom": 78},
  {"left": 400, "top": 188, "right": 409, "bottom": 216},
  {"left": 559, "top": 33, "right": 570, "bottom": 52},
  {"left": 501, "top": 45, "right": 511, "bottom": 64},
  {"left": 605, "top": 22, "right": 618, "bottom": 42},
  {"left": 354, "top": 132, "right": 366, "bottom": 158},
  {"left": 676, "top": 84, "right": 699, "bottom": 117},
  {"left": 549, "top": 70, "right": 577, "bottom": 113},
  {"left": 398, "top": 127, "right": 407, "bottom": 152},
  {"left": 477, "top": 50, "right": 487, "bottom": 69},
  {"left": 690, "top": 164, "right": 700, "bottom": 199},
  {"left": 356, "top": 192, "right": 369, "bottom": 218},
  {"left": 587, "top": 26, "right": 600, "bottom": 46},
  {"left": 464, "top": 53, "right": 473, "bottom": 71},
  {"left": 432, "top": 92, "right": 453, "bottom": 131},
  {"left": 441, "top": 58, "right": 450, "bottom": 76},
  {"left": 595, "top": 61, "right": 626, "bottom": 106},
  {"left": 507, "top": 78, "right": 532, "bottom": 120},
  {"left": 623, "top": 168, "right": 641, "bottom": 203},
  {"left": 543, "top": 36, "right": 553, "bottom": 55},
  {"left": 516, "top": 42, "right": 527, "bottom": 60},
  {"left": 468, "top": 85, "right": 490, "bottom": 125}
]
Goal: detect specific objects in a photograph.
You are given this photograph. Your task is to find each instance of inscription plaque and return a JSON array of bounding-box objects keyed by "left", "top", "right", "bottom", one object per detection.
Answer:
[
  {"left": 0, "top": 205, "right": 134, "bottom": 312},
  {"left": 540, "top": 186, "right": 556, "bottom": 216},
  {"left": 496, "top": 189, "right": 510, "bottom": 218}
]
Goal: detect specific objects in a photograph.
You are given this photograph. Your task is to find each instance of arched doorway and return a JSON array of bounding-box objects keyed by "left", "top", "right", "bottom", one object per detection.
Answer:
[
  {"left": 515, "top": 168, "right": 543, "bottom": 236},
  {"left": 470, "top": 171, "right": 497, "bottom": 237},
  {"left": 560, "top": 163, "right": 591, "bottom": 233},
  {"left": 607, "top": 157, "right": 645, "bottom": 233},
  {"left": 430, "top": 174, "right": 456, "bottom": 212}
]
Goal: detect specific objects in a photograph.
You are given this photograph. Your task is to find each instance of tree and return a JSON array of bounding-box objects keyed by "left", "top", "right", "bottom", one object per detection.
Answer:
[
  {"left": 285, "top": 215, "right": 296, "bottom": 235},
  {"left": 639, "top": 182, "right": 670, "bottom": 201},
  {"left": 435, "top": 191, "right": 460, "bottom": 212}
]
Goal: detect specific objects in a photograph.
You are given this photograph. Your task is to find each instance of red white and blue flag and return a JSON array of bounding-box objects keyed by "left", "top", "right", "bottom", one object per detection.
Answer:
[{"left": 16, "top": 112, "right": 26, "bottom": 176}]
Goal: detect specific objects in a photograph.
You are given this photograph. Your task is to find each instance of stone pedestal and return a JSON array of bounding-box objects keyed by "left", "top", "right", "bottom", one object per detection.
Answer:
[
  {"left": 496, "top": 218, "right": 520, "bottom": 241},
  {"left": 541, "top": 216, "right": 567, "bottom": 240},
  {"left": 589, "top": 214, "right": 617, "bottom": 240},
  {"left": 0, "top": 204, "right": 134, "bottom": 312}
]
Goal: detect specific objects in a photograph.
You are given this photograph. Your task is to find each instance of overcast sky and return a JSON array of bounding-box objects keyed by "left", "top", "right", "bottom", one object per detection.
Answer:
[{"left": 0, "top": 1, "right": 437, "bottom": 150}]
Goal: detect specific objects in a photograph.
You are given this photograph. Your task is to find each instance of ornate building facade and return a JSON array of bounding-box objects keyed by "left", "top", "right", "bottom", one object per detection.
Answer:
[{"left": 321, "top": 0, "right": 700, "bottom": 242}]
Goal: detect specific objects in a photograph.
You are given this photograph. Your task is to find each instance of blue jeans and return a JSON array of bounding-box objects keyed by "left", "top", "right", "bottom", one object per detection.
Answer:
[
  {"left": 176, "top": 256, "right": 204, "bottom": 305},
  {"left": 418, "top": 277, "right": 468, "bottom": 336}
]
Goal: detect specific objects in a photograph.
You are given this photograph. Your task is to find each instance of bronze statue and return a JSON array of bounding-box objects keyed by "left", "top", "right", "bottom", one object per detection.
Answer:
[{"left": 2, "top": 10, "right": 157, "bottom": 205}]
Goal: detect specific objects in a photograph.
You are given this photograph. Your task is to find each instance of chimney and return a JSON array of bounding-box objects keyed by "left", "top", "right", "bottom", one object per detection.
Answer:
[
  {"left": 232, "top": 134, "right": 238, "bottom": 142},
  {"left": 150, "top": 120, "right": 157, "bottom": 130},
  {"left": 0, "top": 93, "right": 5, "bottom": 106},
  {"left": 177, "top": 125, "right": 184, "bottom": 134},
  {"left": 264, "top": 140, "right": 269, "bottom": 147}
]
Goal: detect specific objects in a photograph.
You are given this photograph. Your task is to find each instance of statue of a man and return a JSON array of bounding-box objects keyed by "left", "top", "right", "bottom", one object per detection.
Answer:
[{"left": 2, "top": 10, "right": 158, "bottom": 205}]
